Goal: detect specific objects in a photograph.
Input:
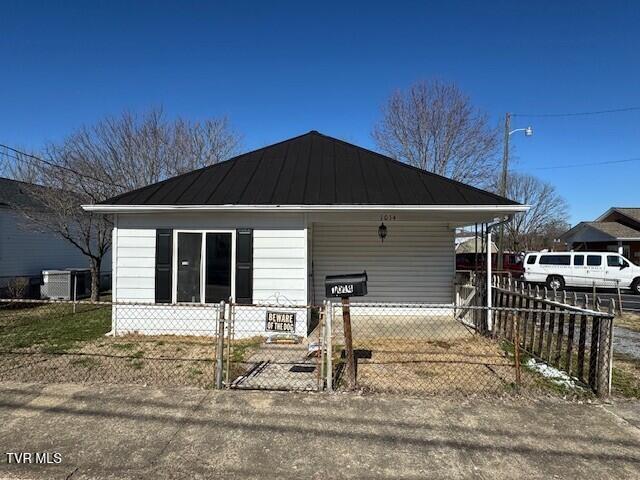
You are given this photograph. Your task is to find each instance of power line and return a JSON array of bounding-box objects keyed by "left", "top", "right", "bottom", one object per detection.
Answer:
[
  {"left": 0, "top": 143, "right": 127, "bottom": 189},
  {"left": 512, "top": 106, "right": 640, "bottom": 118},
  {"left": 525, "top": 156, "right": 640, "bottom": 171}
]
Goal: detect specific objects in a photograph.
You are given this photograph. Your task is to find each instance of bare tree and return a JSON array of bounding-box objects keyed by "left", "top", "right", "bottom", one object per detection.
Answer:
[
  {"left": 501, "top": 172, "right": 570, "bottom": 251},
  {"left": 372, "top": 80, "right": 501, "bottom": 187},
  {"left": 11, "top": 109, "right": 241, "bottom": 300}
]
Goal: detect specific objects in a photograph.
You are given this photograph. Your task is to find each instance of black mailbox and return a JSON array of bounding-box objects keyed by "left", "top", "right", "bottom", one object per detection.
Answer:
[{"left": 325, "top": 272, "right": 368, "bottom": 298}]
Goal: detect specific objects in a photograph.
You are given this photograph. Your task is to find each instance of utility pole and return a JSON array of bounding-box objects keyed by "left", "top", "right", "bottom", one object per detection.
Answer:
[{"left": 497, "top": 112, "right": 511, "bottom": 272}]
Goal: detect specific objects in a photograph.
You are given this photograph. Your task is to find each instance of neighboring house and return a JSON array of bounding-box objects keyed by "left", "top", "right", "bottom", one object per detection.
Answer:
[
  {"left": 0, "top": 177, "right": 94, "bottom": 286},
  {"left": 560, "top": 207, "right": 640, "bottom": 263},
  {"left": 84, "top": 131, "right": 527, "bottom": 336},
  {"left": 455, "top": 236, "right": 497, "bottom": 254}
]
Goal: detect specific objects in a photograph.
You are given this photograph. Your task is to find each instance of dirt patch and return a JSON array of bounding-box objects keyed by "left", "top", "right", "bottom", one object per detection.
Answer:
[
  {"left": 333, "top": 335, "right": 539, "bottom": 395},
  {"left": 0, "top": 334, "right": 217, "bottom": 388}
]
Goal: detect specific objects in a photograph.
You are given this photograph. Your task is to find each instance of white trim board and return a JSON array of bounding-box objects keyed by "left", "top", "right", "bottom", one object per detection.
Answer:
[{"left": 84, "top": 204, "right": 529, "bottom": 214}]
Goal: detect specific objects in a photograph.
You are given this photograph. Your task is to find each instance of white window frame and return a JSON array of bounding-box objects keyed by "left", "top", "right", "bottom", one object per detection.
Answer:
[{"left": 172, "top": 229, "right": 236, "bottom": 304}]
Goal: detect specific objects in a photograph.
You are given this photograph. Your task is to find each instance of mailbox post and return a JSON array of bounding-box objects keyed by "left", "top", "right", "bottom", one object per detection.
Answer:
[{"left": 325, "top": 272, "right": 368, "bottom": 390}]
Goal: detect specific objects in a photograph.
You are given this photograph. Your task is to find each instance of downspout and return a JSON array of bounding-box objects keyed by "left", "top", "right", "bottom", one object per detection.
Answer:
[{"left": 106, "top": 214, "right": 118, "bottom": 337}]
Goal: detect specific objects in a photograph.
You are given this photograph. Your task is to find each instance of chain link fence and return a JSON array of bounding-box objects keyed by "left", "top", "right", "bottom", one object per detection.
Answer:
[
  {"left": 325, "top": 301, "right": 527, "bottom": 395},
  {"left": 0, "top": 298, "right": 219, "bottom": 388},
  {"left": 0, "top": 285, "right": 615, "bottom": 397},
  {"left": 324, "top": 300, "right": 613, "bottom": 397}
]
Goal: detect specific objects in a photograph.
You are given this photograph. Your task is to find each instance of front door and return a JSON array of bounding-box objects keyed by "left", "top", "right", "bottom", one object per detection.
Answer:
[
  {"left": 176, "top": 231, "right": 233, "bottom": 303},
  {"left": 177, "top": 232, "right": 202, "bottom": 303},
  {"left": 205, "top": 233, "right": 232, "bottom": 303}
]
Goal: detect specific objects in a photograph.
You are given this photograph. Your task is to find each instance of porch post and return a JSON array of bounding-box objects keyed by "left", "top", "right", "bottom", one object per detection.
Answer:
[{"left": 487, "top": 229, "right": 493, "bottom": 331}]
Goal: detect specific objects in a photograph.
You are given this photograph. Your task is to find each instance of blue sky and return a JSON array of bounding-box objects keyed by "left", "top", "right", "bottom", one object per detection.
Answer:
[{"left": 1, "top": 0, "right": 639, "bottom": 224}]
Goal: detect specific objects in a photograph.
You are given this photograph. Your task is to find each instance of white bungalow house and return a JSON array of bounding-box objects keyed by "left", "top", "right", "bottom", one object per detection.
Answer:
[{"left": 84, "top": 131, "right": 527, "bottom": 336}]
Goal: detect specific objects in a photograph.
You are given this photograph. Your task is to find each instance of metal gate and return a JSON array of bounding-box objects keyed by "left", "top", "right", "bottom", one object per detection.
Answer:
[{"left": 221, "top": 302, "right": 327, "bottom": 392}]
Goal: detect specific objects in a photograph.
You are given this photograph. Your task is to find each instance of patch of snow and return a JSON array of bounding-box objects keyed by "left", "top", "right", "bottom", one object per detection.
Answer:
[{"left": 525, "top": 358, "right": 582, "bottom": 390}]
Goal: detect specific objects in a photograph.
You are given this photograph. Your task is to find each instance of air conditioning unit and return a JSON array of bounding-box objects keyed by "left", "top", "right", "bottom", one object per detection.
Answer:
[{"left": 41, "top": 269, "right": 91, "bottom": 300}]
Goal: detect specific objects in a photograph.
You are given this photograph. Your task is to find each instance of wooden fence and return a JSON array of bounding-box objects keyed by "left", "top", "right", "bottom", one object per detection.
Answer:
[{"left": 491, "top": 277, "right": 614, "bottom": 397}]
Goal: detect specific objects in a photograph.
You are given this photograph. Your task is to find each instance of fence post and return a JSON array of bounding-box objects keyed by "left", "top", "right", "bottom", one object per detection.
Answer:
[
  {"left": 595, "top": 314, "right": 608, "bottom": 397},
  {"left": 617, "top": 281, "right": 624, "bottom": 314},
  {"left": 72, "top": 273, "right": 77, "bottom": 314},
  {"left": 326, "top": 301, "right": 333, "bottom": 392},
  {"left": 514, "top": 314, "right": 521, "bottom": 386},
  {"left": 215, "top": 300, "right": 226, "bottom": 389},
  {"left": 607, "top": 299, "right": 615, "bottom": 396},
  {"left": 225, "top": 297, "right": 233, "bottom": 386},
  {"left": 342, "top": 297, "right": 357, "bottom": 390},
  {"left": 319, "top": 302, "right": 326, "bottom": 389}
]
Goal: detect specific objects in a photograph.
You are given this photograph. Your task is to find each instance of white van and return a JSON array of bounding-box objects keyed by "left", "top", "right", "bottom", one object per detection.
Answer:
[{"left": 523, "top": 251, "right": 640, "bottom": 294}]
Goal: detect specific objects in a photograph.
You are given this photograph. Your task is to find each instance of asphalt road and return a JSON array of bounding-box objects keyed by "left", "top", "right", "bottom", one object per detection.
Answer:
[
  {"left": 562, "top": 287, "right": 640, "bottom": 313},
  {"left": 1, "top": 383, "right": 640, "bottom": 479}
]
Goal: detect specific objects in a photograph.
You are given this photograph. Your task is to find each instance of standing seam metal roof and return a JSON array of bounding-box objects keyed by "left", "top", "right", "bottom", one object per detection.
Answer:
[{"left": 101, "top": 131, "right": 519, "bottom": 206}]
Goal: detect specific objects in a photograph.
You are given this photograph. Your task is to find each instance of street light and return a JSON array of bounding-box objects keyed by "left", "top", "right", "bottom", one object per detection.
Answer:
[
  {"left": 497, "top": 113, "right": 533, "bottom": 271},
  {"left": 509, "top": 126, "right": 534, "bottom": 137}
]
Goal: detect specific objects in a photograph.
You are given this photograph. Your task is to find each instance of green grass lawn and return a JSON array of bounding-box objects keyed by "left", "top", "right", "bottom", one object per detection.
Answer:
[
  {"left": 611, "top": 352, "right": 640, "bottom": 399},
  {"left": 0, "top": 303, "right": 111, "bottom": 354}
]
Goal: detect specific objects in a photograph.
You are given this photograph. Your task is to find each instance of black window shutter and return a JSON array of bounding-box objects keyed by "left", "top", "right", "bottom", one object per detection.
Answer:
[
  {"left": 155, "top": 229, "right": 173, "bottom": 303},
  {"left": 235, "top": 229, "right": 253, "bottom": 304}
]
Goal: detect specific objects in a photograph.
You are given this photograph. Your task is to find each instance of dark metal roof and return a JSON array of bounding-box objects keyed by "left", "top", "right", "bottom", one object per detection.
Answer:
[{"left": 102, "top": 131, "right": 519, "bottom": 206}]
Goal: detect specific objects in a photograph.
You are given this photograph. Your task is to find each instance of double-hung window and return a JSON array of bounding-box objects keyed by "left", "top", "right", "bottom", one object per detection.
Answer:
[{"left": 173, "top": 230, "right": 235, "bottom": 303}]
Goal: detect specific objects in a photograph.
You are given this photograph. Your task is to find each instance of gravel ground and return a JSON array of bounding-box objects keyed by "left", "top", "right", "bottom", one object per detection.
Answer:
[{"left": 615, "top": 327, "right": 640, "bottom": 360}]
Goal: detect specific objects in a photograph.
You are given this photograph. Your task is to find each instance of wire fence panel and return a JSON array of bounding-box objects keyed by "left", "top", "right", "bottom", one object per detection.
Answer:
[
  {"left": 327, "top": 302, "right": 527, "bottom": 396},
  {"left": 322, "top": 274, "right": 614, "bottom": 398},
  {"left": 0, "top": 299, "right": 219, "bottom": 388},
  {"left": 224, "top": 303, "right": 324, "bottom": 392}
]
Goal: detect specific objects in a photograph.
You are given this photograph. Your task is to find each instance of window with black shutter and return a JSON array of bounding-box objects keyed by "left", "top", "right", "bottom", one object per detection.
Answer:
[
  {"left": 235, "top": 229, "right": 253, "bottom": 304},
  {"left": 155, "top": 229, "right": 173, "bottom": 303}
]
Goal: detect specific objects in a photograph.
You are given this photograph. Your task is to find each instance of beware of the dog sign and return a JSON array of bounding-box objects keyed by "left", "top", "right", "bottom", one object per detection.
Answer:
[{"left": 265, "top": 311, "right": 296, "bottom": 332}]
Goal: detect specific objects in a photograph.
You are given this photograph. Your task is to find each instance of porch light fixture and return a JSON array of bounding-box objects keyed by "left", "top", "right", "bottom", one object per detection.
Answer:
[{"left": 378, "top": 222, "right": 387, "bottom": 243}]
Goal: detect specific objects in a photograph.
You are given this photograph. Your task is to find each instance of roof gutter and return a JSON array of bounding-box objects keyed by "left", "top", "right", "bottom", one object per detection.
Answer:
[
  {"left": 486, "top": 216, "right": 513, "bottom": 233},
  {"left": 82, "top": 204, "right": 530, "bottom": 214}
]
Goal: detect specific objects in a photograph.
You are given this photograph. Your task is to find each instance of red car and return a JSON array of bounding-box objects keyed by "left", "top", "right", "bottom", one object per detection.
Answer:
[{"left": 456, "top": 253, "right": 524, "bottom": 277}]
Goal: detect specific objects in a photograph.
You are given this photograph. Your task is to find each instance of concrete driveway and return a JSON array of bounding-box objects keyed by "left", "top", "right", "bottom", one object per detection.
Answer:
[{"left": 0, "top": 382, "right": 639, "bottom": 479}]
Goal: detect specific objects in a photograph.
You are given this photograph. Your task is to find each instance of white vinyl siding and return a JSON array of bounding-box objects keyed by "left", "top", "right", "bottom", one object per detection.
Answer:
[
  {"left": 115, "top": 228, "right": 155, "bottom": 302},
  {"left": 0, "top": 209, "right": 97, "bottom": 279},
  {"left": 253, "top": 229, "right": 306, "bottom": 304},
  {"left": 113, "top": 215, "right": 308, "bottom": 306},
  {"left": 312, "top": 223, "right": 454, "bottom": 304}
]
